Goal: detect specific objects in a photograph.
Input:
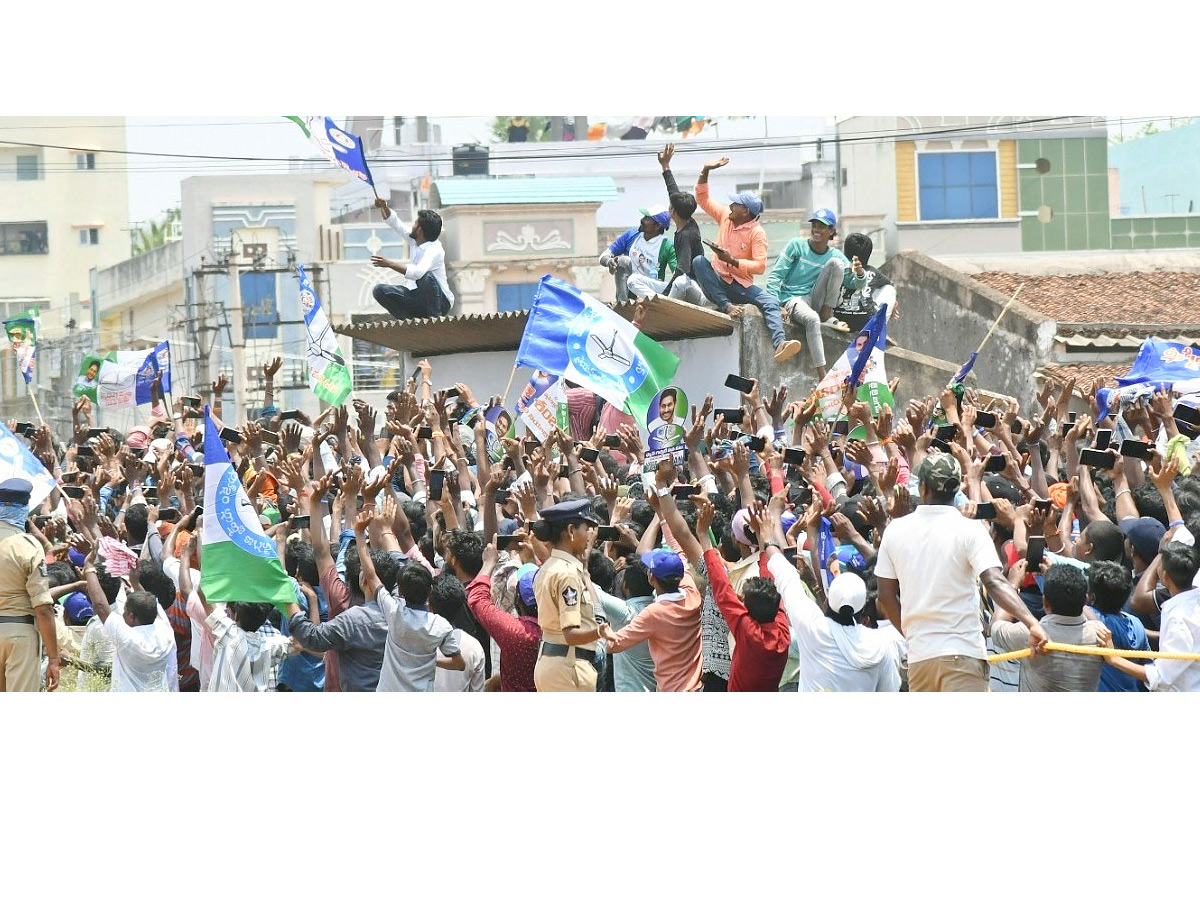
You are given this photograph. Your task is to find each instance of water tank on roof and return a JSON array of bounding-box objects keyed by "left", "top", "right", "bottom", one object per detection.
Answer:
[{"left": 453, "top": 144, "right": 489, "bottom": 176}]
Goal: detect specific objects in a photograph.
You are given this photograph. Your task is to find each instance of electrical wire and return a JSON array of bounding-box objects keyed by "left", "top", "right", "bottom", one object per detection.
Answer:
[{"left": 0, "top": 115, "right": 1145, "bottom": 176}]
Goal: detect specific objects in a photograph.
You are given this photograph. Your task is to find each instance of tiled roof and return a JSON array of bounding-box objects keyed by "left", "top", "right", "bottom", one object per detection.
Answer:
[
  {"left": 431, "top": 177, "right": 618, "bottom": 207},
  {"left": 970, "top": 271, "right": 1200, "bottom": 328},
  {"left": 1037, "top": 362, "right": 1131, "bottom": 389},
  {"left": 336, "top": 294, "right": 734, "bottom": 356}
]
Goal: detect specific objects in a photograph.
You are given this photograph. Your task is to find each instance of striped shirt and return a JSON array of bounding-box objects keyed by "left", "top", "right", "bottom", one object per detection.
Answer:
[{"left": 205, "top": 605, "right": 294, "bottom": 692}]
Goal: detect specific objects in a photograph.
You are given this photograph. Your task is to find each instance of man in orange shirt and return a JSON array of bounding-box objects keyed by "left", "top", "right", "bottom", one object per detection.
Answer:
[
  {"left": 690, "top": 157, "right": 802, "bottom": 363},
  {"left": 601, "top": 467, "right": 704, "bottom": 691}
]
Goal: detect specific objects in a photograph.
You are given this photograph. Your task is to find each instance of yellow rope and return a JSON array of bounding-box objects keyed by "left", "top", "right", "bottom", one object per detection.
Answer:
[{"left": 987, "top": 640, "right": 1200, "bottom": 665}]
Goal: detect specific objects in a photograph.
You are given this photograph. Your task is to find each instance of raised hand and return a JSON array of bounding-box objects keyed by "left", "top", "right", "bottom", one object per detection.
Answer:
[
  {"left": 703, "top": 156, "right": 730, "bottom": 171},
  {"left": 765, "top": 384, "right": 789, "bottom": 428},
  {"left": 263, "top": 356, "right": 282, "bottom": 380},
  {"left": 353, "top": 509, "right": 372, "bottom": 535},
  {"left": 211, "top": 373, "right": 229, "bottom": 395},
  {"left": 657, "top": 143, "right": 675, "bottom": 170}
]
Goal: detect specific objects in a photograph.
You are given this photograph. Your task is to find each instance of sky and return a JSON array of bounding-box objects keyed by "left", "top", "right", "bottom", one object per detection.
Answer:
[
  {"left": 124, "top": 116, "right": 500, "bottom": 224},
  {"left": 121, "top": 115, "right": 1191, "bottom": 228}
]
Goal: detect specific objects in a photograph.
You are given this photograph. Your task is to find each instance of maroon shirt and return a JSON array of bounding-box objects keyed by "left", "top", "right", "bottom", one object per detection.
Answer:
[
  {"left": 466, "top": 574, "right": 541, "bottom": 692},
  {"left": 704, "top": 549, "right": 791, "bottom": 692}
]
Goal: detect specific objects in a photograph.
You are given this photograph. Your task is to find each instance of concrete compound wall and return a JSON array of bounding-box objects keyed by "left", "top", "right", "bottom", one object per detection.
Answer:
[
  {"left": 733, "top": 306, "right": 961, "bottom": 411},
  {"left": 880, "top": 251, "right": 1053, "bottom": 410}
]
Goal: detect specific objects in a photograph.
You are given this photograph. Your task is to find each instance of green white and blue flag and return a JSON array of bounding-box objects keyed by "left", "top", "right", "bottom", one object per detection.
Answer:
[
  {"left": 299, "top": 264, "right": 353, "bottom": 407},
  {"left": 515, "top": 275, "right": 679, "bottom": 422},
  {"left": 199, "top": 407, "right": 294, "bottom": 608},
  {"left": 286, "top": 116, "right": 375, "bottom": 188}
]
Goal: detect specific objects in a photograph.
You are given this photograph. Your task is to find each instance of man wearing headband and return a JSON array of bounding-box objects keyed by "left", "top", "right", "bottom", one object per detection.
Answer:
[
  {"left": 875, "top": 453, "right": 1048, "bottom": 692},
  {"left": 0, "top": 478, "right": 59, "bottom": 691}
]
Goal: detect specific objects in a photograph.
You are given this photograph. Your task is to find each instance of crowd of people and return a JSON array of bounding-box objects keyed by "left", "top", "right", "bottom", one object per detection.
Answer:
[{"left": 5, "top": 149, "right": 1200, "bottom": 694}]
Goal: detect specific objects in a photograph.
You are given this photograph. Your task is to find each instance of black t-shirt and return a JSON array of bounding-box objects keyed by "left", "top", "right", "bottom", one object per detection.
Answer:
[{"left": 834, "top": 265, "right": 891, "bottom": 331}]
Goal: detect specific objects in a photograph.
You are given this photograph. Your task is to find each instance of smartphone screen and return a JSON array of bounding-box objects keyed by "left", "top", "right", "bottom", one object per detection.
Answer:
[
  {"left": 496, "top": 535, "right": 518, "bottom": 551},
  {"left": 580, "top": 446, "right": 600, "bottom": 463},
  {"left": 87, "top": 427, "right": 108, "bottom": 438},
  {"left": 783, "top": 447, "right": 806, "bottom": 466},
  {"left": 929, "top": 438, "right": 951, "bottom": 454},
  {"left": 279, "top": 409, "right": 304, "bottom": 421},
  {"left": 1119, "top": 439, "right": 1153, "bottom": 460},
  {"left": 724, "top": 373, "right": 756, "bottom": 394},
  {"left": 289, "top": 515, "right": 311, "bottom": 529},
  {"left": 671, "top": 484, "right": 701, "bottom": 499},
  {"left": 1174, "top": 403, "right": 1200, "bottom": 426},
  {"left": 603, "top": 435, "right": 622, "bottom": 449},
  {"left": 1010, "top": 420, "right": 1024, "bottom": 435},
  {"left": 974, "top": 410, "right": 997, "bottom": 429},
  {"left": 1095, "top": 429, "right": 1113, "bottom": 451},
  {"left": 714, "top": 407, "right": 744, "bottom": 423},
  {"left": 975, "top": 501, "right": 997, "bottom": 520},
  {"left": 984, "top": 455, "right": 1007, "bottom": 473},
  {"left": 833, "top": 421, "right": 850, "bottom": 436},
  {"left": 417, "top": 426, "right": 433, "bottom": 440},
  {"left": 443, "top": 387, "right": 461, "bottom": 399},
  {"left": 935, "top": 424, "right": 958, "bottom": 442},
  {"left": 494, "top": 489, "right": 511, "bottom": 505},
  {"left": 1034, "top": 499, "right": 1052, "bottom": 514},
  {"left": 62, "top": 485, "right": 86, "bottom": 499},
  {"left": 596, "top": 525, "right": 621, "bottom": 542},
  {"left": 182, "top": 395, "right": 202, "bottom": 408},
  {"left": 428, "top": 469, "right": 446, "bottom": 501},
  {"left": 219, "top": 426, "right": 242, "bottom": 443},
  {"left": 1027, "top": 536, "right": 1046, "bottom": 570},
  {"left": 1079, "top": 448, "right": 1116, "bottom": 469},
  {"left": 260, "top": 430, "right": 280, "bottom": 446}
]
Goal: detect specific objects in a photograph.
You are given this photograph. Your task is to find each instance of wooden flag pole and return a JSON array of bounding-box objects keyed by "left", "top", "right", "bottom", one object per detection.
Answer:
[
  {"left": 499, "top": 365, "right": 519, "bottom": 408},
  {"left": 973, "top": 283, "right": 1023, "bottom": 358},
  {"left": 27, "top": 384, "right": 45, "bottom": 426}
]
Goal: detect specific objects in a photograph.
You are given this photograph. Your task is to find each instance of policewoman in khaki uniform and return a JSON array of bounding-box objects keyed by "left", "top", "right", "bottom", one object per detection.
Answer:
[
  {"left": 0, "top": 478, "right": 58, "bottom": 691},
  {"left": 532, "top": 499, "right": 605, "bottom": 692}
]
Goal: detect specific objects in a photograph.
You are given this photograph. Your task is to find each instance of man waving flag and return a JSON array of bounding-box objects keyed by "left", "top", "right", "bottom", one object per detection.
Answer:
[{"left": 199, "top": 407, "right": 294, "bottom": 609}]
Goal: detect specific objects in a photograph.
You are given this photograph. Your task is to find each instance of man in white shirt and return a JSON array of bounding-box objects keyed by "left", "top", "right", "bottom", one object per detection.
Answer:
[
  {"left": 1105, "top": 542, "right": 1200, "bottom": 691},
  {"left": 369, "top": 198, "right": 455, "bottom": 319},
  {"left": 434, "top": 630, "right": 486, "bottom": 691},
  {"left": 81, "top": 553, "right": 177, "bottom": 692},
  {"left": 875, "top": 452, "right": 1048, "bottom": 692}
]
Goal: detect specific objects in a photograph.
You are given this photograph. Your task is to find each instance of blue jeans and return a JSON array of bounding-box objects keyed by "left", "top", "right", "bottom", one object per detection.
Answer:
[{"left": 691, "top": 255, "right": 785, "bottom": 347}]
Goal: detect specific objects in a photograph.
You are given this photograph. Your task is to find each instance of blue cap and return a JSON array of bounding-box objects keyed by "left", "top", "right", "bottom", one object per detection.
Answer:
[
  {"left": 538, "top": 498, "right": 600, "bottom": 526},
  {"left": 728, "top": 191, "right": 764, "bottom": 218},
  {"left": 63, "top": 591, "right": 94, "bottom": 625},
  {"left": 641, "top": 549, "right": 685, "bottom": 581},
  {"left": 498, "top": 517, "right": 520, "bottom": 536},
  {"left": 810, "top": 207, "right": 837, "bottom": 227},
  {"left": 833, "top": 544, "right": 866, "bottom": 573},
  {"left": 0, "top": 477, "right": 32, "bottom": 504},
  {"left": 517, "top": 566, "right": 538, "bottom": 611},
  {"left": 638, "top": 205, "right": 672, "bottom": 230}
]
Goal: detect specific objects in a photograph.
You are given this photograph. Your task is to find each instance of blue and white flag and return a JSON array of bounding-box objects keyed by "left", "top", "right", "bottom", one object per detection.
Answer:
[
  {"left": 287, "top": 116, "right": 375, "bottom": 189},
  {"left": 1096, "top": 338, "right": 1200, "bottom": 423},
  {"left": 151, "top": 340, "right": 172, "bottom": 395},
  {"left": 816, "top": 516, "right": 838, "bottom": 592},
  {"left": 516, "top": 275, "right": 679, "bottom": 421},
  {"left": 0, "top": 421, "right": 59, "bottom": 512},
  {"left": 952, "top": 351, "right": 978, "bottom": 386}
]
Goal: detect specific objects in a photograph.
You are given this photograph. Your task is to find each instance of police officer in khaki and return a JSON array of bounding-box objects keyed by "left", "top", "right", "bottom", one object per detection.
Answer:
[
  {"left": 0, "top": 478, "right": 58, "bottom": 691},
  {"left": 531, "top": 499, "right": 605, "bottom": 692}
]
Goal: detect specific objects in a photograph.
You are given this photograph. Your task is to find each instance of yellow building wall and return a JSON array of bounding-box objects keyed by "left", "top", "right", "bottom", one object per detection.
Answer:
[
  {"left": 998, "top": 139, "right": 1017, "bottom": 218},
  {"left": 895, "top": 141, "right": 916, "bottom": 221}
]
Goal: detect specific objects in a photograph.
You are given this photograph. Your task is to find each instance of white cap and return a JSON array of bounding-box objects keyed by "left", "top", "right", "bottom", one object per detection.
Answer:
[{"left": 827, "top": 572, "right": 868, "bottom": 615}]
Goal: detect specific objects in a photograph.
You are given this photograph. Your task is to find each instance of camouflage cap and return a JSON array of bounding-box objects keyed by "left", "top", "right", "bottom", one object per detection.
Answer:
[{"left": 916, "top": 452, "right": 961, "bottom": 493}]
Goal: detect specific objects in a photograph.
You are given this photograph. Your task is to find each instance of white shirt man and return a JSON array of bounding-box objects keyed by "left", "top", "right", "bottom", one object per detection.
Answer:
[
  {"left": 382, "top": 209, "right": 455, "bottom": 307},
  {"left": 769, "top": 556, "right": 899, "bottom": 692},
  {"left": 434, "top": 629, "right": 486, "bottom": 692},
  {"left": 1144, "top": 587, "right": 1200, "bottom": 691},
  {"left": 104, "top": 598, "right": 178, "bottom": 692}
]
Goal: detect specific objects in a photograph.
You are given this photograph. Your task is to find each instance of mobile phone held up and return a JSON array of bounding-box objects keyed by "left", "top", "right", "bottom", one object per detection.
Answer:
[
  {"left": 974, "top": 410, "right": 997, "bottom": 429},
  {"left": 983, "top": 454, "right": 1007, "bottom": 474},
  {"left": 1026, "top": 536, "right": 1046, "bottom": 571},
  {"left": 1119, "top": 439, "right": 1154, "bottom": 461},
  {"left": 496, "top": 535, "right": 519, "bottom": 551},
  {"left": 974, "top": 501, "right": 997, "bottom": 520},
  {"left": 596, "top": 525, "right": 621, "bottom": 543},
  {"left": 783, "top": 447, "right": 806, "bottom": 466},
  {"left": 1079, "top": 448, "right": 1117, "bottom": 469},
  {"left": 428, "top": 469, "right": 446, "bottom": 501},
  {"left": 724, "top": 373, "right": 756, "bottom": 395}
]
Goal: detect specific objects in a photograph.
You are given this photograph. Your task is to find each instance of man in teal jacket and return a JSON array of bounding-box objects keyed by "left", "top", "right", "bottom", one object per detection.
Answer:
[{"left": 767, "top": 208, "right": 866, "bottom": 377}]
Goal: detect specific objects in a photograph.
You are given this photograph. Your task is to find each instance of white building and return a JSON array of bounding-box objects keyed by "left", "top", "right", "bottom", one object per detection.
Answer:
[{"left": 0, "top": 116, "right": 130, "bottom": 422}]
